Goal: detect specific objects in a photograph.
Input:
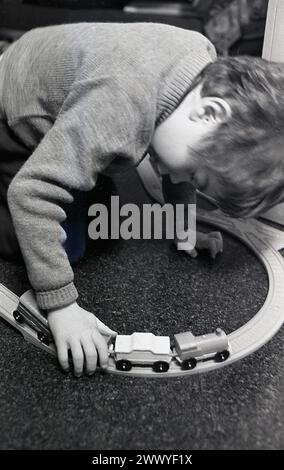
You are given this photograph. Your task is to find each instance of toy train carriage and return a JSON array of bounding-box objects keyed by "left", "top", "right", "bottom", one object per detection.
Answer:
[
  {"left": 110, "top": 332, "right": 172, "bottom": 372},
  {"left": 173, "top": 328, "right": 230, "bottom": 370},
  {"left": 13, "top": 290, "right": 52, "bottom": 345}
]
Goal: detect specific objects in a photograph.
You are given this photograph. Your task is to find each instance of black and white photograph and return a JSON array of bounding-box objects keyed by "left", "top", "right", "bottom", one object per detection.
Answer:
[{"left": 0, "top": 0, "right": 283, "bottom": 456}]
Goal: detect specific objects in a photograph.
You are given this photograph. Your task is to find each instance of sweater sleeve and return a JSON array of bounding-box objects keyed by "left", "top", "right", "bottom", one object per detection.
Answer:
[{"left": 7, "top": 77, "right": 154, "bottom": 310}]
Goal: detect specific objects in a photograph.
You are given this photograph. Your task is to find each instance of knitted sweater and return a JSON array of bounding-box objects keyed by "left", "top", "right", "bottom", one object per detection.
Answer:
[{"left": 0, "top": 22, "right": 216, "bottom": 310}]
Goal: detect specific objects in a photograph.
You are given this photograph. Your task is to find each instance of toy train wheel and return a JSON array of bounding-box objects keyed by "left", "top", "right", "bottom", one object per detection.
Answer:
[
  {"left": 181, "top": 358, "right": 197, "bottom": 370},
  {"left": 13, "top": 310, "right": 25, "bottom": 324},
  {"left": 152, "top": 361, "right": 170, "bottom": 373},
  {"left": 116, "top": 360, "right": 132, "bottom": 372},
  {"left": 37, "top": 331, "right": 50, "bottom": 346},
  {"left": 214, "top": 350, "right": 230, "bottom": 363}
]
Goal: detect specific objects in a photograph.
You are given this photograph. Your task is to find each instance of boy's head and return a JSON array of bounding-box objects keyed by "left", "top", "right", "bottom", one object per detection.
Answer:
[{"left": 152, "top": 56, "right": 284, "bottom": 218}]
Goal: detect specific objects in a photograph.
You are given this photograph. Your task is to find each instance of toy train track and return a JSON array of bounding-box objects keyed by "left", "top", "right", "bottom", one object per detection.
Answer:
[
  {"left": 0, "top": 209, "right": 284, "bottom": 377},
  {"left": 0, "top": 284, "right": 57, "bottom": 357}
]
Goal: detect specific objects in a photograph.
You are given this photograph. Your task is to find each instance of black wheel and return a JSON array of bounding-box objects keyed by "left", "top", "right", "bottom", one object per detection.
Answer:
[
  {"left": 215, "top": 350, "right": 230, "bottom": 362},
  {"left": 116, "top": 359, "right": 132, "bottom": 372},
  {"left": 181, "top": 358, "right": 197, "bottom": 370},
  {"left": 13, "top": 310, "right": 25, "bottom": 324},
  {"left": 152, "top": 361, "right": 170, "bottom": 373},
  {"left": 37, "top": 332, "right": 50, "bottom": 346}
]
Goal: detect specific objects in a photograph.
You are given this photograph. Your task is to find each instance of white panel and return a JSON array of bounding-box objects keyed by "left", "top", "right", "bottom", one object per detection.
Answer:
[{"left": 262, "top": 0, "right": 279, "bottom": 60}]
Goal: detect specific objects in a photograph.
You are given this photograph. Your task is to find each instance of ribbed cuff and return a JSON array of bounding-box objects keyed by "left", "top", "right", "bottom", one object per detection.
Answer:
[
  {"left": 157, "top": 49, "right": 215, "bottom": 126},
  {"left": 36, "top": 282, "right": 79, "bottom": 310}
]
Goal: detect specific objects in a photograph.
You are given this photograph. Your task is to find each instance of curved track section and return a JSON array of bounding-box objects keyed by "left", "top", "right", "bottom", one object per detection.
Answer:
[{"left": 0, "top": 210, "right": 284, "bottom": 377}]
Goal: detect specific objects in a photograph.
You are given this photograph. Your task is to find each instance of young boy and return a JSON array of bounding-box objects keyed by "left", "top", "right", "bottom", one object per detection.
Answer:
[{"left": 1, "top": 23, "right": 284, "bottom": 377}]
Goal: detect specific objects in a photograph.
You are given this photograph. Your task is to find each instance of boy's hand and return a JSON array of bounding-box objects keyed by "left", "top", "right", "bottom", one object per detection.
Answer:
[
  {"left": 47, "top": 302, "right": 117, "bottom": 377},
  {"left": 176, "top": 231, "right": 223, "bottom": 259}
]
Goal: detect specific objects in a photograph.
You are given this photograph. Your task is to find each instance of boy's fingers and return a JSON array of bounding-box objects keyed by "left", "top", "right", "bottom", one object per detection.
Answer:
[
  {"left": 209, "top": 232, "right": 223, "bottom": 251},
  {"left": 209, "top": 239, "right": 218, "bottom": 259},
  {"left": 69, "top": 339, "right": 84, "bottom": 377},
  {"left": 92, "top": 330, "right": 109, "bottom": 369},
  {"left": 183, "top": 247, "right": 198, "bottom": 258},
  {"left": 81, "top": 338, "right": 98, "bottom": 375},
  {"left": 209, "top": 231, "right": 222, "bottom": 240},
  {"left": 214, "top": 236, "right": 223, "bottom": 255},
  {"left": 211, "top": 242, "right": 217, "bottom": 259},
  {"left": 57, "top": 342, "right": 69, "bottom": 371},
  {"left": 96, "top": 319, "right": 117, "bottom": 337},
  {"left": 218, "top": 235, "right": 223, "bottom": 252}
]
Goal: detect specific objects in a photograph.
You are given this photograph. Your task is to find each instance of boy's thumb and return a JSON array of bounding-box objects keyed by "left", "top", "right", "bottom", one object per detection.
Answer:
[{"left": 96, "top": 319, "right": 117, "bottom": 337}]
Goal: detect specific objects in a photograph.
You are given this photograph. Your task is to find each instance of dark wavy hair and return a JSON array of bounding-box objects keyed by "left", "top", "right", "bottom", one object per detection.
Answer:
[{"left": 191, "top": 56, "right": 284, "bottom": 218}]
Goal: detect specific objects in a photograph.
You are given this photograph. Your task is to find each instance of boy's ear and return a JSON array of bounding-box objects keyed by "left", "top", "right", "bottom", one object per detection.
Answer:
[{"left": 190, "top": 97, "right": 231, "bottom": 125}]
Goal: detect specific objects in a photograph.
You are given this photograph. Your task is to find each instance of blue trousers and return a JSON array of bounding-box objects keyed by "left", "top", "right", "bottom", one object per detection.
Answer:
[
  {"left": 0, "top": 186, "right": 89, "bottom": 264},
  {"left": 61, "top": 190, "right": 89, "bottom": 264},
  {"left": 0, "top": 120, "right": 89, "bottom": 263}
]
